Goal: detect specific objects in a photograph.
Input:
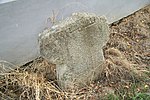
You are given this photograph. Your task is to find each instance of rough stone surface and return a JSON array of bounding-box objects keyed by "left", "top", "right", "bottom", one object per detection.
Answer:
[{"left": 39, "top": 12, "right": 109, "bottom": 89}]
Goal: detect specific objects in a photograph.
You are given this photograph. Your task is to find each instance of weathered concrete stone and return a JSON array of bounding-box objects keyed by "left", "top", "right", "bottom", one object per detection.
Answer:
[{"left": 39, "top": 12, "right": 109, "bottom": 89}]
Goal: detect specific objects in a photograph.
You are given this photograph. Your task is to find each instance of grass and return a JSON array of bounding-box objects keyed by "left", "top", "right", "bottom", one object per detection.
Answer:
[
  {"left": 104, "top": 93, "right": 150, "bottom": 100},
  {"left": 103, "top": 82, "right": 150, "bottom": 100},
  {"left": 0, "top": 58, "right": 149, "bottom": 100}
]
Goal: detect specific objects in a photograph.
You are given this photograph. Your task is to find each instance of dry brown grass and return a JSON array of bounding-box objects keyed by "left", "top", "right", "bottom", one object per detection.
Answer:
[
  {"left": 0, "top": 58, "right": 108, "bottom": 100},
  {"left": 0, "top": 70, "right": 105, "bottom": 100},
  {"left": 0, "top": 55, "right": 149, "bottom": 100},
  {"left": 102, "top": 48, "right": 149, "bottom": 83},
  {"left": 0, "top": 71, "right": 62, "bottom": 100}
]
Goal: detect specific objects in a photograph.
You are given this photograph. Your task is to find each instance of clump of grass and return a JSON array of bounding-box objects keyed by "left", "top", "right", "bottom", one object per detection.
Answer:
[
  {"left": 132, "top": 93, "right": 150, "bottom": 100},
  {"left": 0, "top": 54, "right": 149, "bottom": 100},
  {"left": 0, "top": 71, "right": 63, "bottom": 100},
  {"left": 102, "top": 81, "right": 150, "bottom": 100},
  {"left": 103, "top": 94, "right": 119, "bottom": 100},
  {"left": 102, "top": 48, "right": 149, "bottom": 83},
  {"left": 102, "top": 92, "right": 150, "bottom": 100},
  {"left": 0, "top": 70, "right": 113, "bottom": 100},
  {"left": 114, "top": 81, "right": 150, "bottom": 100},
  {"left": 0, "top": 58, "right": 113, "bottom": 100}
]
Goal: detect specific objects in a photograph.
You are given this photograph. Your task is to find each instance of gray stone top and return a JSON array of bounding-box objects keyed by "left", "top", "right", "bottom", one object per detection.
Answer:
[
  {"left": 39, "top": 12, "right": 106, "bottom": 40},
  {"left": 39, "top": 12, "right": 108, "bottom": 65}
]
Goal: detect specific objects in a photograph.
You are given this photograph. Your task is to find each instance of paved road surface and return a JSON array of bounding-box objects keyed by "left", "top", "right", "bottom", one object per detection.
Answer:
[{"left": 0, "top": 0, "right": 149, "bottom": 66}]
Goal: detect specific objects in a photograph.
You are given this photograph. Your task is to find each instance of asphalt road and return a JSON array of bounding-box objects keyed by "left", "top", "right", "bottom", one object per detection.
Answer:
[{"left": 0, "top": 0, "right": 149, "bottom": 66}]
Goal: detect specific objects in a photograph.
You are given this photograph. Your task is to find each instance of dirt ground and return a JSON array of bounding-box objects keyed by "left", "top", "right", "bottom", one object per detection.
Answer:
[
  {"left": 104, "top": 5, "right": 150, "bottom": 66},
  {"left": 0, "top": 5, "right": 150, "bottom": 100},
  {"left": 103, "top": 5, "right": 150, "bottom": 83}
]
